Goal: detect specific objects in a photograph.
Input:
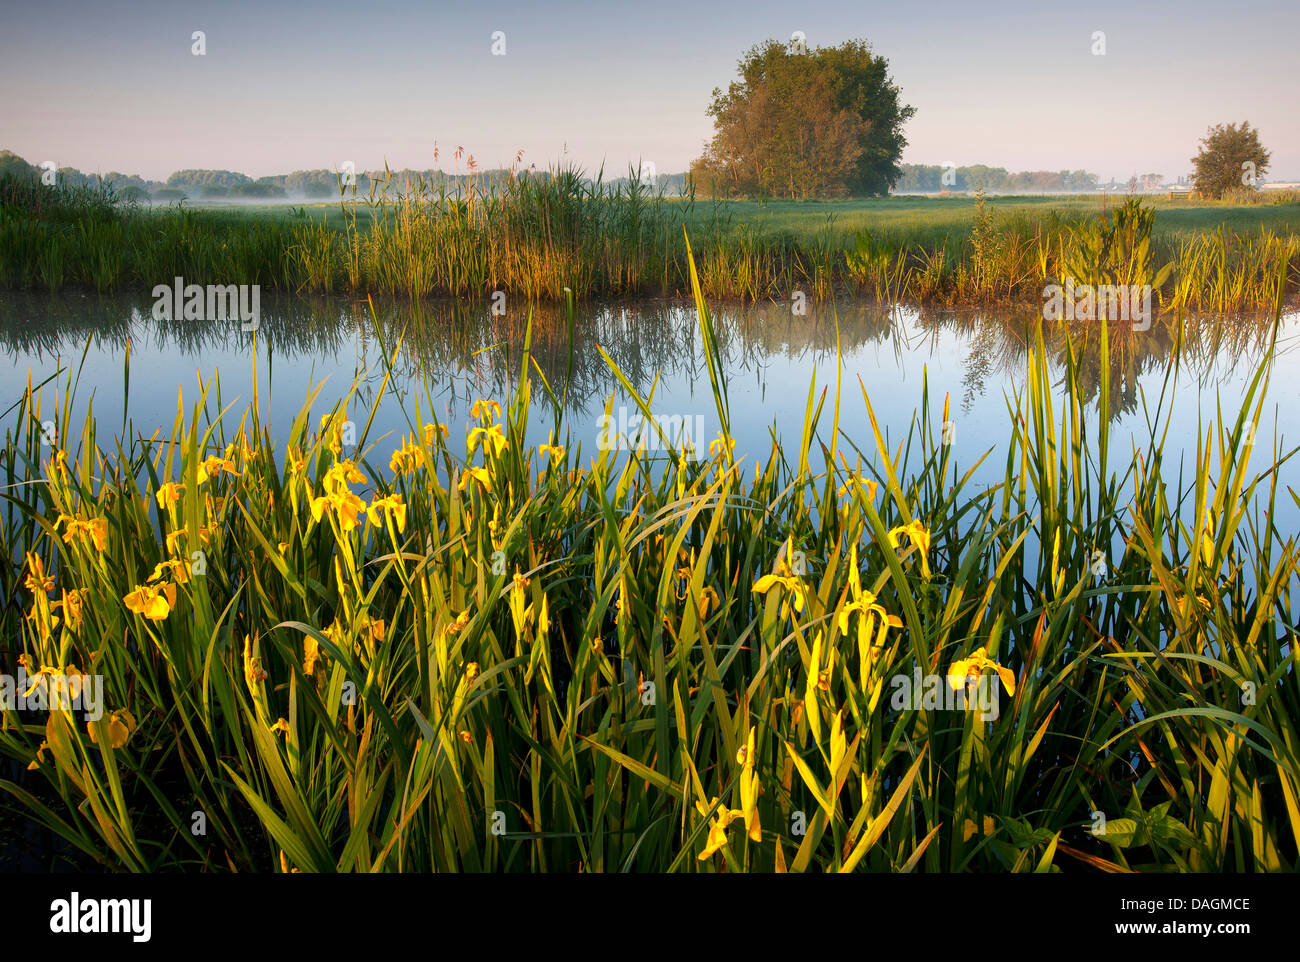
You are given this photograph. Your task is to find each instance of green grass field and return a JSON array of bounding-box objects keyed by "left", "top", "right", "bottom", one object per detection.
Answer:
[
  {"left": 692, "top": 194, "right": 1300, "bottom": 244},
  {"left": 217, "top": 192, "right": 1300, "bottom": 245}
]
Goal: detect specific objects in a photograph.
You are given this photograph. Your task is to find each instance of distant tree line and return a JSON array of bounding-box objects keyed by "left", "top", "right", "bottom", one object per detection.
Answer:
[
  {"left": 166, "top": 168, "right": 251, "bottom": 190},
  {"left": 893, "top": 165, "right": 1106, "bottom": 193},
  {"left": 5, "top": 127, "right": 1276, "bottom": 205},
  {"left": 0, "top": 149, "right": 1114, "bottom": 202}
]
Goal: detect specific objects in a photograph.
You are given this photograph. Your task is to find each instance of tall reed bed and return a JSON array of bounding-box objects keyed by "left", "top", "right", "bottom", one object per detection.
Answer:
[
  {"left": 1, "top": 248, "right": 1296, "bottom": 871},
  {"left": 3, "top": 172, "right": 1297, "bottom": 308},
  {"left": 846, "top": 195, "right": 1300, "bottom": 313}
]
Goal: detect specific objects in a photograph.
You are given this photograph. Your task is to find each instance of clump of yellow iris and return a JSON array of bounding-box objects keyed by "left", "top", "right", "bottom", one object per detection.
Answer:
[
  {"left": 309, "top": 460, "right": 367, "bottom": 532},
  {"left": 389, "top": 435, "right": 425, "bottom": 474}
]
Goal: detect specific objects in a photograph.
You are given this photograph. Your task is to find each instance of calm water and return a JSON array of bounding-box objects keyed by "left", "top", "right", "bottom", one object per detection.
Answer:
[{"left": 1, "top": 292, "right": 1297, "bottom": 517}]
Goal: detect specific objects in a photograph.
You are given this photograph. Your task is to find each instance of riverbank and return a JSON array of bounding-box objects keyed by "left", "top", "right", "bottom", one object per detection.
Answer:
[{"left": 2, "top": 171, "right": 1298, "bottom": 311}]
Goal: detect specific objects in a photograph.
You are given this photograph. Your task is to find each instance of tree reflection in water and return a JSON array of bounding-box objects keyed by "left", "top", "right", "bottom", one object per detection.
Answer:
[{"left": 0, "top": 291, "right": 1289, "bottom": 429}]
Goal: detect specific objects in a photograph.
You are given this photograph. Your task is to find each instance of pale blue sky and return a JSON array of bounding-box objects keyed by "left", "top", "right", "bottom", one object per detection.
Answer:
[{"left": 1, "top": 0, "right": 1296, "bottom": 182}]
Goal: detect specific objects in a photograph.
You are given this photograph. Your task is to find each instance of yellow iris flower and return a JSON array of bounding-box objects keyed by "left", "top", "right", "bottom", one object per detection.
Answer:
[
  {"left": 56, "top": 589, "right": 85, "bottom": 632},
  {"left": 147, "top": 558, "right": 190, "bottom": 586},
  {"left": 468, "top": 424, "right": 508, "bottom": 459},
  {"left": 243, "top": 634, "right": 268, "bottom": 691},
  {"left": 837, "top": 475, "right": 878, "bottom": 502},
  {"left": 674, "top": 546, "right": 695, "bottom": 600},
  {"left": 511, "top": 568, "right": 531, "bottom": 595},
  {"left": 458, "top": 466, "right": 491, "bottom": 491},
  {"left": 361, "top": 616, "right": 386, "bottom": 645},
  {"left": 887, "top": 520, "right": 932, "bottom": 579},
  {"left": 947, "top": 646, "right": 1016, "bottom": 696},
  {"left": 47, "top": 449, "right": 68, "bottom": 479},
  {"left": 24, "top": 552, "right": 54, "bottom": 595},
  {"left": 751, "top": 573, "right": 806, "bottom": 619},
  {"left": 26, "top": 741, "right": 48, "bottom": 771},
  {"left": 751, "top": 538, "right": 806, "bottom": 620},
  {"left": 696, "top": 798, "right": 746, "bottom": 860},
  {"left": 738, "top": 728, "right": 762, "bottom": 844},
  {"left": 303, "top": 634, "right": 321, "bottom": 676},
  {"left": 367, "top": 493, "right": 407, "bottom": 533},
  {"left": 310, "top": 487, "right": 366, "bottom": 532},
  {"left": 196, "top": 452, "right": 239, "bottom": 485},
  {"left": 22, "top": 667, "right": 61, "bottom": 698},
  {"left": 324, "top": 460, "right": 365, "bottom": 493},
  {"left": 441, "top": 609, "right": 471, "bottom": 641},
  {"left": 696, "top": 585, "right": 721, "bottom": 618},
  {"left": 88, "top": 709, "right": 137, "bottom": 750},
  {"left": 123, "top": 582, "right": 177, "bottom": 621},
  {"left": 390, "top": 440, "right": 425, "bottom": 475},
  {"left": 838, "top": 545, "right": 902, "bottom": 682},
  {"left": 56, "top": 515, "right": 109, "bottom": 552},
  {"left": 319, "top": 414, "right": 350, "bottom": 456},
  {"left": 155, "top": 482, "right": 184, "bottom": 509},
  {"left": 470, "top": 399, "right": 501, "bottom": 421}
]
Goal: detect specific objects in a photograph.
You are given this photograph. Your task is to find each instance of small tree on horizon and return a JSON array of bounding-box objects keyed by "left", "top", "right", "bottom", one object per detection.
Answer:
[{"left": 1190, "top": 122, "right": 1270, "bottom": 198}]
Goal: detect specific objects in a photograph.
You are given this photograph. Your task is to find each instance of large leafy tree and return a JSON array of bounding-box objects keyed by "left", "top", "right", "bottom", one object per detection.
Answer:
[
  {"left": 1190, "top": 122, "right": 1270, "bottom": 198},
  {"left": 692, "top": 39, "right": 914, "bottom": 198}
]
